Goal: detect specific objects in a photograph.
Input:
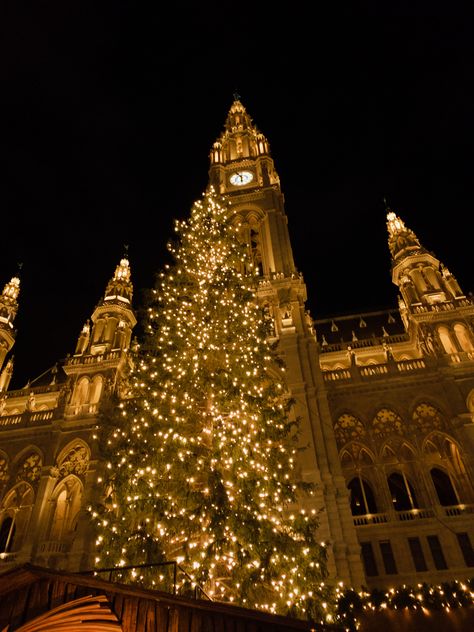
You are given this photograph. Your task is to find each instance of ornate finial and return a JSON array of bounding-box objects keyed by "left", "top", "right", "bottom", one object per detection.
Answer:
[
  {"left": 383, "top": 196, "right": 390, "bottom": 210},
  {"left": 17, "top": 262, "right": 23, "bottom": 273},
  {"left": 233, "top": 91, "right": 241, "bottom": 101},
  {"left": 123, "top": 244, "right": 129, "bottom": 259}
]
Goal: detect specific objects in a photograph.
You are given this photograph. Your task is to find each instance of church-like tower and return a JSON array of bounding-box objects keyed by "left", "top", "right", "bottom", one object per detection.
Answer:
[
  {"left": 0, "top": 275, "right": 20, "bottom": 392},
  {"left": 208, "top": 98, "right": 365, "bottom": 587}
]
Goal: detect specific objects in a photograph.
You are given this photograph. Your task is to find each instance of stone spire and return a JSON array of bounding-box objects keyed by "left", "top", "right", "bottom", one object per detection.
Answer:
[{"left": 0, "top": 274, "right": 20, "bottom": 373}]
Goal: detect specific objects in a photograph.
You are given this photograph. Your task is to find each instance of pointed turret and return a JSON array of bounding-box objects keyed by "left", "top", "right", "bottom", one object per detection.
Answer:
[
  {"left": 387, "top": 208, "right": 465, "bottom": 308},
  {"left": 73, "top": 256, "right": 136, "bottom": 357},
  {"left": 0, "top": 275, "right": 20, "bottom": 373}
]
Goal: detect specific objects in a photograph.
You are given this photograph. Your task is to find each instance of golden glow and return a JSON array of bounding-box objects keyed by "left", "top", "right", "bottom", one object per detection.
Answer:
[{"left": 91, "top": 188, "right": 330, "bottom": 621}]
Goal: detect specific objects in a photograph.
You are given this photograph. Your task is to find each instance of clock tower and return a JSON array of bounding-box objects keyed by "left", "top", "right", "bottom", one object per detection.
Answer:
[{"left": 208, "top": 98, "right": 365, "bottom": 587}]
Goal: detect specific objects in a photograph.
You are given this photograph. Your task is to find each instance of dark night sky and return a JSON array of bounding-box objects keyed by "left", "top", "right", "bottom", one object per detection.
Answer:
[{"left": 0, "top": 4, "right": 473, "bottom": 389}]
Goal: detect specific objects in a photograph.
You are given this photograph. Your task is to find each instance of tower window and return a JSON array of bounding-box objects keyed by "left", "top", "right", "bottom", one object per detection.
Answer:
[
  {"left": 408, "top": 537, "right": 428, "bottom": 572},
  {"left": 427, "top": 535, "right": 448, "bottom": 570}
]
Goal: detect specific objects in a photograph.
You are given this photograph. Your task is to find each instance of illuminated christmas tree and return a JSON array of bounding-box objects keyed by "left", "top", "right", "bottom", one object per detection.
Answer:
[{"left": 92, "top": 187, "right": 331, "bottom": 620}]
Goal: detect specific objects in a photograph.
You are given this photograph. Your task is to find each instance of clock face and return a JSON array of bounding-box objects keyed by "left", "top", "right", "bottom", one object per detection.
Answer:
[{"left": 229, "top": 170, "right": 254, "bottom": 186}]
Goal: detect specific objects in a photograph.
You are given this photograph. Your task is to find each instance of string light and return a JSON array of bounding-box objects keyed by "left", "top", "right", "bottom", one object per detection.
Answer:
[{"left": 89, "top": 187, "right": 332, "bottom": 621}]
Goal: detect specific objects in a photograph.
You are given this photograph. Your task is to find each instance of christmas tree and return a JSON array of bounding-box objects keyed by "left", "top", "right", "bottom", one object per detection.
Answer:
[{"left": 91, "top": 188, "right": 331, "bottom": 620}]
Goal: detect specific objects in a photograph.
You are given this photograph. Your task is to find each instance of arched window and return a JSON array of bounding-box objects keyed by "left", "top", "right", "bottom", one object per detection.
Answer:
[
  {"left": 431, "top": 467, "right": 459, "bottom": 506},
  {"left": 388, "top": 472, "right": 419, "bottom": 511},
  {"left": 89, "top": 375, "right": 103, "bottom": 405},
  {"left": 49, "top": 478, "right": 83, "bottom": 542},
  {"left": 348, "top": 477, "right": 377, "bottom": 515},
  {"left": 72, "top": 377, "right": 90, "bottom": 406},
  {"left": 0, "top": 483, "right": 34, "bottom": 552},
  {"left": 438, "top": 326, "right": 457, "bottom": 354},
  {"left": 50, "top": 489, "right": 68, "bottom": 540},
  {"left": 0, "top": 516, "right": 15, "bottom": 553},
  {"left": 454, "top": 323, "right": 474, "bottom": 352}
]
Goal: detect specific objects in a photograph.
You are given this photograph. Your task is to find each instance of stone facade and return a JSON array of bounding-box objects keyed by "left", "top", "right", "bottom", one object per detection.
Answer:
[{"left": 1, "top": 99, "right": 473, "bottom": 591}]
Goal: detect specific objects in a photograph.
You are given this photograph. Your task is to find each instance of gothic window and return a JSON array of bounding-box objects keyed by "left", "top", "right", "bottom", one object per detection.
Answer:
[
  {"left": 334, "top": 413, "right": 366, "bottom": 448},
  {"left": 72, "top": 377, "right": 90, "bottom": 406},
  {"left": 0, "top": 482, "right": 34, "bottom": 552},
  {"left": 412, "top": 403, "right": 444, "bottom": 434},
  {"left": 0, "top": 516, "right": 14, "bottom": 553},
  {"left": 234, "top": 214, "right": 264, "bottom": 276},
  {"left": 104, "top": 316, "right": 118, "bottom": 343},
  {"left": 387, "top": 472, "right": 419, "bottom": 511},
  {"left": 348, "top": 477, "right": 377, "bottom": 515},
  {"left": 92, "top": 318, "right": 106, "bottom": 344},
  {"left": 430, "top": 467, "right": 459, "bottom": 506},
  {"left": 89, "top": 375, "right": 103, "bottom": 405},
  {"left": 438, "top": 326, "right": 457, "bottom": 354},
  {"left": 372, "top": 408, "right": 404, "bottom": 439},
  {"left": 49, "top": 477, "right": 83, "bottom": 542},
  {"left": 454, "top": 323, "right": 474, "bottom": 352},
  {"left": 16, "top": 452, "right": 42, "bottom": 484}
]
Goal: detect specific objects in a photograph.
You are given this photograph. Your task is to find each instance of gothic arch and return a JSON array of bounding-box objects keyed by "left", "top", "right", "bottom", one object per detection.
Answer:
[
  {"left": 231, "top": 203, "right": 266, "bottom": 223},
  {"left": 387, "top": 471, "right": 419, "bottom": 510},
  {"left": 54, "top": 440, "right": 90, "bottom": 479},
  {"left": 411, "top": 401, "right": 445, "bottom": 434},
  {"left": 430, "top": 466, "right": 460, "bottom": 506},
  {"left": 347, "top": 476, "right": 378, "bottom": 515},
  {"left": 0, "top": 481, "right": 35, "bottom": 552},
  {"left": 12, "top": 447, "right": 44, "bottom": 485},
  {"left": 372, "top": 406, "right": 405, "bottom": 439},
  {"left": 48, "top": 474, "right": 84, "bottom": 542},
  {"left": 71, "top": 376, "right": 90, "bottom": 406},
  {"left": 89, "top": 374, "right": 104, "bottom": 404},
  {"left": 422, "top": 432, "right": 471, "bottom": 503},
  {"left": 339, "top": 442, "right": 376, "bottom": 467},
  {"left": 380, "top": 438, "right": 417, "bottom": 463},
  {"left": 334, "top": 413, "right": 367, "bottom": 448}
]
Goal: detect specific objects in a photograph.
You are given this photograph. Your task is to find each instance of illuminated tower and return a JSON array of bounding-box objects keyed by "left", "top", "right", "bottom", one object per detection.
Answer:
[
  {"left": 63, "top": 256, "right": 136, "bottom": 415},
  {"left": 387, "top": 208, "right": 473, "bottom": 358},
  {"left": 0, "top": 275, "right": 20, "bottom": 389},
  {"left": 208, "top": 98, "right": 365, "bottom": 587}
]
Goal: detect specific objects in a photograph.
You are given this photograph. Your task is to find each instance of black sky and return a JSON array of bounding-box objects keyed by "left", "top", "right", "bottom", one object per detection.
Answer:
[{"left": 1, "top": 4, "right": 473, "bottom": 389}]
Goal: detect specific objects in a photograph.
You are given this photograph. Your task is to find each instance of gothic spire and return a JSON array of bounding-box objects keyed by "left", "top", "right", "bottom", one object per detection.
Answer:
[
  {"left": 0, "top": 274, "right": 21, "bottom": 373},
  {"left": 210, "top": 97, "right": 270, "bottom": 165},
  {"left": 104, "top": 255, "right": 133, "bottom": 305},
  {"left": 386, "top": 208, "right": 425, "bottom": 261}
]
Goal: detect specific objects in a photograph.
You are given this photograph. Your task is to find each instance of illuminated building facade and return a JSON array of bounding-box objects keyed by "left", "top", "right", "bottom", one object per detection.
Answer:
[{"left": 1, "top": 99, "right": 474, "bottom": 591}]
